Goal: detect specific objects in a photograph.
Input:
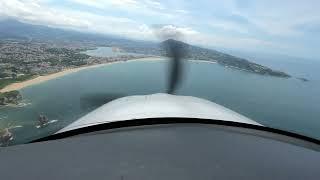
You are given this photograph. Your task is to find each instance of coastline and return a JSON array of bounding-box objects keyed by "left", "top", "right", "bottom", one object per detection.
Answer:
[
  {"left": 0, "top": 57, "right": 163, "bottom": 93},
  {"left": 0, "top": 57, "right": 217, "bottom": 93},
  {"left": 189, "top": 60, "right": 217, "bottom": 64}
]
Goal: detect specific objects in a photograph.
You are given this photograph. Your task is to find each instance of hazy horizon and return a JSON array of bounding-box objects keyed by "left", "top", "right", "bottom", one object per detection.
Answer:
[{"left": 1, "top": 0, "right": 319, "bottom": 60}]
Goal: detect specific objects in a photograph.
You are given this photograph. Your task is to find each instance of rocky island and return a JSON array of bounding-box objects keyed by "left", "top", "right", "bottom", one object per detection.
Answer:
[{"left": 0, "top": 91, "right": 22, "bottom": 106}]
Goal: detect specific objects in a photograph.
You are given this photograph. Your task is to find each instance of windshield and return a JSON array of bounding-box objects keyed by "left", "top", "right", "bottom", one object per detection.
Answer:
[{"left": 0, "top": 0, "right": 319, "bottom": 146}]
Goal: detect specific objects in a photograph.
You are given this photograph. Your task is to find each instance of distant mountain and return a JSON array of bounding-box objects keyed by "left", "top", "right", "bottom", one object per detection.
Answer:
[
  {"left": 0, "top": 19, "right": 291, "bottom": 78},
  {"left": 0, "top": 19, "right": 141, "bottom": 46},
  {"left": 0, "top": 19, "right": 81, "bottom": 40},
  {"left": 125, "top": 39, "right": 291, "bottom": 78}
]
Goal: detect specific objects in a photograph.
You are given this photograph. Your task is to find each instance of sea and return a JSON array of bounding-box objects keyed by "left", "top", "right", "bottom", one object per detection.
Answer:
[{"left": 1, "top": 47, "right": 319, "bottom": 145}]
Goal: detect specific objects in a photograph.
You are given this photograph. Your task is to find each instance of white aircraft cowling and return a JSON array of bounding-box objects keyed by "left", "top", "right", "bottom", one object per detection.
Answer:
[{"left": 57, "top": 93, "right": 261, "bottom": 133}]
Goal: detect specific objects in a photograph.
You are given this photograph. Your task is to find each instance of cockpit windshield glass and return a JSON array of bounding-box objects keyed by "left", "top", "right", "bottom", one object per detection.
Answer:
[{"left": 0, "top": 0, "right": 319, "bottom": 146}]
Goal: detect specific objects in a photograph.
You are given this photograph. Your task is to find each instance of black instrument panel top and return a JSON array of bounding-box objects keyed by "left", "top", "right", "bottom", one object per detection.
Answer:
[{"left": 1, "top": 122, "right": 319, "bottom": 180}]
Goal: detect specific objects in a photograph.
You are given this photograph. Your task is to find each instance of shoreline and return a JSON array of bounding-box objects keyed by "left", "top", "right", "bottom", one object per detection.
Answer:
[
  {"left": 0, "top": 57, "right": 163, "bottom": 93},
  {"left": 0, "top": 57, "right": 216, "bottom": 93},
  {"left": 189, "top": 60, "right": 217, "bottom": 64}
]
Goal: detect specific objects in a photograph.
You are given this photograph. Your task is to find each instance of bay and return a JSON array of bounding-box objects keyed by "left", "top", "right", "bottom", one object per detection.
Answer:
[{"left": 1, "top": 47, "right": 319, "bottom": 145}]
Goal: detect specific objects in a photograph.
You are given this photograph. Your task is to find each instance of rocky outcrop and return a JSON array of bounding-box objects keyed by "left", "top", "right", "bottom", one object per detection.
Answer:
[{"left": 0, "top": 91, "right": 22, "bottom": 105}]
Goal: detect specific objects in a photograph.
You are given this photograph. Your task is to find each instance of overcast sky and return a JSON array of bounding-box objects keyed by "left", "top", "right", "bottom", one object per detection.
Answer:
[{"left": 1, "top": 0, "right": 319, "bottom": 59}]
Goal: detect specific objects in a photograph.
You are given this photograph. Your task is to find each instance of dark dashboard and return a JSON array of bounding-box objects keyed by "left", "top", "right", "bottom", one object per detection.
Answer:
[{"left": 0, "top": 119, "right": 319, "bottom": 180}]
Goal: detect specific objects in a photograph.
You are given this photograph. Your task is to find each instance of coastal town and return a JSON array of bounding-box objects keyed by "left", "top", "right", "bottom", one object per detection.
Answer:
[{"left": 0, "top": 40, "right": 150, "bottom": 106}]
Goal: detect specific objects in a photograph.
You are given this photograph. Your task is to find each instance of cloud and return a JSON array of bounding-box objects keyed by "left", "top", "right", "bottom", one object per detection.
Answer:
[
  {"left": 231, "top": 0, "right": 320, "bottom": 37},
  {"left": 68, "top": 0, "right": 173, "bottom": 18},
  {"left": 147, "top": 24, "right": 277, "bottom": 54},
  {"left": 0, "top": 0, "right": 319, "bottom": 58},
  {"left": 152, "top": 24, "right": 199, "bottom": 41},
  {"left": 175, "top": 9, "right": 189, "bottom": 14},
  {"left": 207, "top": 18, "right": 249, "bottom": 34},
  {"left": 145, "top": 0, "right": 166, "bottom": 10},
  {"left": 0, "top": 0, "right": 90, "bottom": 29},
  {"left": 70, "top": 0, "right": 140, "bottom": 10},
  {"left": 0, "top": 0, "right": 165, "bottom": 41}
]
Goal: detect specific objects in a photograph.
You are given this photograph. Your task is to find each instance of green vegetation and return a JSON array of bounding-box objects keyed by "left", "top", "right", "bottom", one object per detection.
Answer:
[
  {"left": 45, "top": 48, "right": 74, "bottom": 55},
  {"left": 0, "top": 74, "right": 35, "bottom": 89},
  {"left": 0, "top": 90, "right": 22, "bottom": 105},
  {"left": 45, "top": 57, "right": 60, "bottom": 66},
  {"left": 46, "top": 48, "right": 89, "bottom": 59},
  {"left": 0, "top": 90, "right": 19, "bottom": 98},
  {"left": 45, "top": 48, "right": 89, "bottom": 66}
]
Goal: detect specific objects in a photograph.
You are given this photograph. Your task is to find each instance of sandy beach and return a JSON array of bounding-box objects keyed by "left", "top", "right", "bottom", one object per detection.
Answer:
[
  {"left": 0, "top": 57, "right": 164, "bottom": 93},
  {"left": 0, "top": 57, "right": 216, "bottom": 93}
]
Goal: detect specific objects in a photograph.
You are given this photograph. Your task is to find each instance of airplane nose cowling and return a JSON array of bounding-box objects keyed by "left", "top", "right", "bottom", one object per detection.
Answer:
[{"left": 57, "top": 93, "right": 261, "bottom": 133}]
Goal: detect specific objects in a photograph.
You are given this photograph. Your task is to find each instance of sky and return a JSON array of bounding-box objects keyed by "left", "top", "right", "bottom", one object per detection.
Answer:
[{"left": 0, "top": 0, "right": 319, "bottom": 59}]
